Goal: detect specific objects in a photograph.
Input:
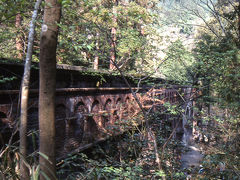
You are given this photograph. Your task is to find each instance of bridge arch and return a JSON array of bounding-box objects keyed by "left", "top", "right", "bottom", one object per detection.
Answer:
[
  {"left": 55, "top": 104, "right": 67, "bottom": 156},
  {"left": 64, "top": 101, "right": 85, "bottom": 151},
  {"left": 0, "top": 112, "right": 8, "bottom": 148},
  {"left": 0, "top": 111, "right": 6, "bottom": 119},
  {"left": 91, "top": 100, "right": 102, "bottom": 128},
  {"left": 116, "top": 97, "right": 122, "bottom": 107},
  {"left": 27, "top": 107, "right": 39, "bottom": 154},
  {"left": 129, "top": 97, "right": 137, "bottom": 116},
  {"left": 75, "top": 101, "right": 88, "bottom": 115},
  {"left": 103, "top": 98, "right": 113, "bottom": 124},
  {"left": 81, "top": 100, "right": 101, "bottom": 142},
  {"left": 113, "top": 97, "right": 122, "bottom": 123},
  {"left": 122, "top": 96, "right": 130, "bottom": 118},
  {"left": 0, "top": 111, "right": 7, "bottom": 127}
]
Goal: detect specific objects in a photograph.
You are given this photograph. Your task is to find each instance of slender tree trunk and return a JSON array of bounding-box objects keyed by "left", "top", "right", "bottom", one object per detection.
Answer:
[
  {"left": 109, "top": 0, "right": 117, "bottom": 70},
  {"left": 39, "top": 1, "right": 61, "bottom": 179},
  {"left": 19, "top": 1, "right": 42, "bottom": 179},
  {"left": 94, "top": 32, "right": 99, "bottom": 70},
  {"left": 16, "top": 13, "right": 23, "bottom": 59},
  {"left": 238, "top": 2, "right": 240, "bottom": 44}
]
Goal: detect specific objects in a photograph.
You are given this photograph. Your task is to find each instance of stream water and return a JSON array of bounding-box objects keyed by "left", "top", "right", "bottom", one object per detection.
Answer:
[
  {"left": 180, "top": 127, "right": 203, "bottom": 170},
  {"left": 180, "top": 98, "right": 203, "bottom": 170}
]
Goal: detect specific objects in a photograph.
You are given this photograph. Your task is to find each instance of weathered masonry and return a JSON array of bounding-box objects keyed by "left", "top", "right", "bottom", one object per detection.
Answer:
[{"left": 0, "top": 61, "right": 195, "bottom": 158}]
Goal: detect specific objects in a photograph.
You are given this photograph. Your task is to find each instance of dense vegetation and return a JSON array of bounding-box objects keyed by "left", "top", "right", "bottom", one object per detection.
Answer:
[{"left": 0, "top": 0, "right": 239, "bottom": 179}]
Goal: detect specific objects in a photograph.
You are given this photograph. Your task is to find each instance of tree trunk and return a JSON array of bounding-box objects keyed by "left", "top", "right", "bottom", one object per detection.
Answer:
[
  {"left": 15, "top": 13, "right": 23, "bottom": 59},
  {"left": 238, "top": 1, "right": 240, "bottom": 44},
  {"left": 94, "top": 32, "right": 99, "bottom": 70},
  {"left": 19, "top": 1, "right": 42, "bottom": 179},
  {"left": 109, "top": 0, "right": 117, "bottom": 70},
  {"left": 39, "top": 1, "right": 61, "bottom": 179}
]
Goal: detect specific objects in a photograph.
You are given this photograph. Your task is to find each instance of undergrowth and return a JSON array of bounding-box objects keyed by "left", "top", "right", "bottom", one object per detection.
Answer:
[
  {"left": 4, "top": 109, "right": 239, "bottom": 179},
  {"left": 56, "top": 113, "right": 187, "bottom": 180}
]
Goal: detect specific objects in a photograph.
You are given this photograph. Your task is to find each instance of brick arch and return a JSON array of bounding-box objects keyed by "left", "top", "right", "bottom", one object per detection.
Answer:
[
  {"left": 128, "top": 96, "right": 137, "bottom": 116},
  {"left": 113, "top": 97, "right": 122, "bottom": 123},
  {"left": 91, "top": 100, "right": 102, "bottom": 128},
  {"left": 81, "top": 96, "right": 93, "bottom": 113},
  {"left": 0, "top": 111, "right": 8, "bottom": 148},
  {"left": 124, "top": 96, "right": 130, "bottom": 102},
  {"left": 65, "top": 101, "right": 86, "bottom": 152},
  {"left": 27, "top": 108, "right": 38, "bottom": 129},
  {"left": 103, "top": 98, "right": 113, "bottom": 125},
  {"left": 75, "top": 101, "right": 88, "bottom": 115},
  {"left": 0, "top": 111, "right": 7, "bottom": 127},
  {"left": 122, "top": 96, "right": 130, "bottom": 118},
  {"left": 55, "top": 104, "right": 67, "bottom": 156},
  {"left": 104, "top": 98, "right": 112, "bottom": 109},
  {"left": 115, "top": 97, "right": 122, "bottom": 107},
  {"left": 56, "top": 104, "right": 67, "bottom": 119},
  {"left": 83, "top": 116, "right": 99, "bottom": 142},
  {"left": 27, "top": 107, "right": 39, "bottom": 154},
  {"left": 82, "top": 100, "right": 101, "bottom": 142},
  {"left": 0, "top": 111, "right": 6, "bottom": 119}
]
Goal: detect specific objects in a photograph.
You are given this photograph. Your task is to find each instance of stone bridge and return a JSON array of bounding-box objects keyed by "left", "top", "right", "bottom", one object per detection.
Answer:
[{"left": 0, "top": 61, "right": 195, "bottom": 158}]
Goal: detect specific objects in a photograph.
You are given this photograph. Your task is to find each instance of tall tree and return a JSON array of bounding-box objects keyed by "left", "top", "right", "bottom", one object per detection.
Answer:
[
  {"left": 94, "top": 32, "right": 100, "bottom": 70},
  {"left": 238, "top": 1, "right": 240, "bottom": 43},
  {"left": 39, "top": 0, "right": 61, "bottom": 179},
  {"left": 19, "top": 1, "right": 42, "bottom": 179},
  {"left": 15, "top": 13, "right": 23, "bottom": 59},
  {"left": 109, "top": 0, "right": 117, "bottom": 70}
]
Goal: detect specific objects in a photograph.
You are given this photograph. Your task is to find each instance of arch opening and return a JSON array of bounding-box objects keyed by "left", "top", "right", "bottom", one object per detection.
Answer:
[
  {"left": 103, "top": 99, "right": 112, "bottom": 124},
  {"left": 27, "top": 108, "right": 39, "bottom": 154},
  {"left": 91, "top": 100, "right": 103, "bottom": 127},
  {"left": 75, "top": 101, "right": 88, "bottom": 115},
  {"left": 65, "top": 102, "right": 86, "bottom": 152},
  {"left": 122, "top": 97, "right": 130, "bottom": 118},
  {"left": 128, "top": 98, "right": 136, "bottom": 115},
  {"left": 55, "top": 104, "right": 67, "bottom": 156},
  {"left": 83, "top": 116, "right": 99, "bottom": 142},
  {"left": 0, "top": 112, "right": 9, "bottom": 148},
  {"left": 0, "top": 112, "right": 6, "bottom": 119},
  {"left": 114, "top": 98, "right": 122, "bottom": 123}
]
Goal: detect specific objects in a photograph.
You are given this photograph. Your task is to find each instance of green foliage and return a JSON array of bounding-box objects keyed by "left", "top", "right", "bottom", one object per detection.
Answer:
[
  {"left": 56, "top": 135, "right": 146, "bottom": 179},
  {"left": 92, "top": 165, "right": 143, "bottom": 179},
  {"left": 159, "top": 40, "right": 195, "bottom": 83},
  {"left": 0, "top": 0, "right": 33, "bottom": 24},
  {"left": 163, "top": 102, "right": 179, "bottom": 115},
  {"left": 0, "top": 0, "right": 42, "bottom": 60},
  {"left": 190, "top": 0, "right": 240, "bottom": 118},
  {"left": 0, "top": 76, "right": 17, "bottom": 83},
  {"left": 194, "top": 34, "right": 240, "bottom": 116},
  {"left": 0, "top": 146, "right": 19, "bottom": 179},
  {"left": 153, "top": 170, "right": 166, "bottom": 178},
  {"left": 49, "top": 0, "right": 156, "bottom": 70},
  {"left": 192, "top": 109, "right": 240, "bottom": 179},
  {"left": 0, "top": 0, "right": 158, "bottom": 71}
]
